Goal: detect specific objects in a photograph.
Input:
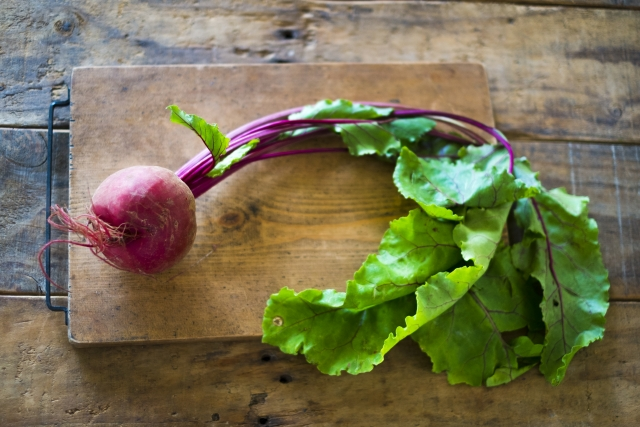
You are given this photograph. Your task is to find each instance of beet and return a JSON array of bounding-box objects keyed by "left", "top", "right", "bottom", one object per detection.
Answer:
[{"left": 86, "top": 166, "right": 197, "bottom": 274}]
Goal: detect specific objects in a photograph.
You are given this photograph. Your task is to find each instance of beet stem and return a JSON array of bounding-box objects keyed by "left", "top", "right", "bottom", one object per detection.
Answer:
[{"left": 177, "top": 102, "right": 515, "bottom": 197}]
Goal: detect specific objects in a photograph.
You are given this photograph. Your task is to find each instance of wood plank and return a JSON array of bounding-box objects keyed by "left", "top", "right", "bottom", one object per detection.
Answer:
[
  {"left": 0, "top": 1, "right": 638, "bottom": 144},
  {"left": 0, "top": 0, "right": 306, "bottom": 128},
  {"left": 306, "top": 1, "right": 640, "bottom": 143},
  {"left": 0, "top": 129, "right": 69, "bottom": 295},
  {"left": 1, "top": 295, "right": 638, "bottom": 425},
  {"left": 68, "top": 62, "right": 494, "bottom": 346}
]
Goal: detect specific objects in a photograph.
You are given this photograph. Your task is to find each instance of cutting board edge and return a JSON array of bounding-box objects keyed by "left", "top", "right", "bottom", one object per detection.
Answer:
[
  {"left": 66, "top": 62, "right": 495, "bottom": 346},
  {"left": 68, "top": 329, "right": 262, "bottom": 348}
]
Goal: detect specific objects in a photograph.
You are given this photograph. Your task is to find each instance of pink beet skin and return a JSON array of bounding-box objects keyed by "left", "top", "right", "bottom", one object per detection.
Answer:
[{"left": 91, "top": 166, "right": 197, "bottom": 274}]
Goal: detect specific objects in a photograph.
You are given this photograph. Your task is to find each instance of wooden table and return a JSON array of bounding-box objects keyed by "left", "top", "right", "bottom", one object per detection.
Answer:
[{"left": 1, "top": 1, "right": 639, "bottom": 425}]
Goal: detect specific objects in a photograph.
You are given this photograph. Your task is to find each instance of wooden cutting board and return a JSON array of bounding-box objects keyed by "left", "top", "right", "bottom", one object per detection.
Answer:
[{"left": 68, "top": 63, "right": 494, "bottom": 346}]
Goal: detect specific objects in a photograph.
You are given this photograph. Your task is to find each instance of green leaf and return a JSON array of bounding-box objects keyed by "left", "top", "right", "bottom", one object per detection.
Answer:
[
  {"left": 289, "top": 99, "right": 393, "bottom": 120},
  {"left": 411, "top": 246, "right": 544, "bottom": 386},
  {"left": 257, "top": 100, "right": 609, "bottom": 387},
  {"left": 262, "top": 288, "right": 416, "bottom": 375},
  {"left": 386, "top": 266, "right": 485, "bottom": 347},
  {"left": 207, "top": 138, "right": 259, "bottom": 178},
  {"left": 380, "top": 202, "right": 512, "bottom": 358},
  {"left": 382, "top": 117, "right": 437, "bottom": 146},
  {"left": 511, "top": 336, "right": 543, "bottom": 358},
  {"left": 335, "top": 123, "right": 400, "bottom": 157},
  {"left": 486, "top": 364, "right": 537, "bottom": 387},
  {"left": 262, "top": 209, "right": 462, "bottom": 375},
  {"left": 410, "top": 136, "right": 462, "bottom": 160},
  {"left": 393, "top": 146, "right": 539, "bottom": 221},
  {"left": 462, "top": 146, "right": 542, "bottom": 195},
  {"left": 335, "top": 118, "right": 438, "bottom": 160},
  {"left": 344, "top": 209, "right": 463, "bottom": 310},
  {"left": 511, "top": 188, "right": 610, "bottom": 386},
  {"left": 512, "top": 157, "right": 544, "bottom": 193},
  {"left": 457, "top": 144, "right": 505, "bottom": 166},
  {"left": 288, "top": 102, "right": 436, "bottom": 159},
  {"left": 167, "top": 105, "right": 229, "bottom": 162},
  {"left": 453, "top": 202, "right": 509, "bottom": 268}
]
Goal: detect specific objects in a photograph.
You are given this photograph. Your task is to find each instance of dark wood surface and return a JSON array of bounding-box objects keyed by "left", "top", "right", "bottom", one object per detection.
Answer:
[
  {"left": 1, "top": 297, "right": 639, "bottom": 425},
  {"left": 1, "top": 0, "right": 639, "bottom": 425},
  {"left": 0, "top": 129, "right": 69, "bottom": 295}
]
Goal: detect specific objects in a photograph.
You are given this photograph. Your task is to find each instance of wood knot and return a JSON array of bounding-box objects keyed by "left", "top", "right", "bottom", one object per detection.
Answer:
[
  {"left": 53, "top": 11, "right": 84, "bottom": 37},
  {"left": 0, "top": 130, "right": 47, "bottom": 167},
  {"left": 54, "top": 19, "right": 75, "bottom": 36},
  {"left": 275, "top": 29, "right": 301, "bottom": 40},
  {"left": 218, "top": 208, "right": 246, "bottom": 230},
  {"left": 609, "top": 106, "right": 623, "bottom": 119}
]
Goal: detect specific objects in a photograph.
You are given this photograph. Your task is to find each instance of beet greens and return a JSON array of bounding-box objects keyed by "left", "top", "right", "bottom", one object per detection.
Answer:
[{"left": 171, "top": 99, "right": 609, "bottom": 387}]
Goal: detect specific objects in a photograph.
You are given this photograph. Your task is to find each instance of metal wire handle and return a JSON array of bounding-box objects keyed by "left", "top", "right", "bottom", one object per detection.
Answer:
[{"left": 45, "top": 88, "right": 70, "bottom": 325}]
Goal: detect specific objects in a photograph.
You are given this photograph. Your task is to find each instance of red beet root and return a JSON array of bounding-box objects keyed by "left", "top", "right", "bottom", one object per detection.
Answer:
[
  {"left": 41, "top": 166, "right": 198, "bottom": 280},
  {"left": 89, "top": 166, "right": 197, "bottom": 274}
]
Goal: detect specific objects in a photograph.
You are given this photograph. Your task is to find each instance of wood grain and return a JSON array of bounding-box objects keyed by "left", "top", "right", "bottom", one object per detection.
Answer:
[
  {"left": 0, "top": 129, "right": 69, "bottom": 295},
  {"left": 1, "top": 295, "right": 638, "bottom": 426},
  {"left": 306, "top": 1, "right": 640, "bottom": 143},
  {"left": 68, "top": 63, "right": 494, "bottom": 346},
  {"left": 0, "top": 1, "right": 638, "bottom": 144}
]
